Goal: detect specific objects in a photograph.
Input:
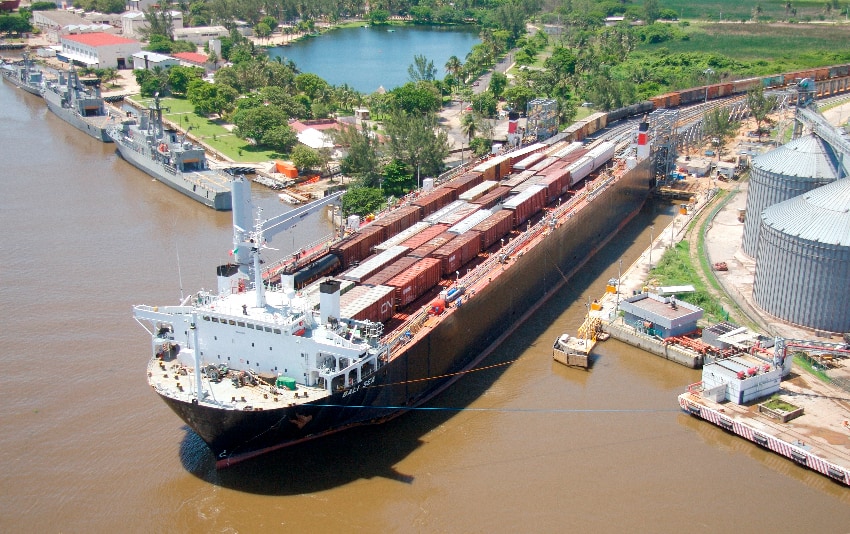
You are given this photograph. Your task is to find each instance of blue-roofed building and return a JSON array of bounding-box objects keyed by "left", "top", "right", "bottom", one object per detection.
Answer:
[{"left": 618, "top": 292, "right": 703, "bottom": 338}]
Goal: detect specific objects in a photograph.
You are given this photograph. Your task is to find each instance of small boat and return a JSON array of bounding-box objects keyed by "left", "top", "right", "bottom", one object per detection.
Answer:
[
  {"left": 278, "top": 191, "right": 301, "bottom": 204},
  {"left": 553, "top": 333, "right": 592, "bottom": 369}
]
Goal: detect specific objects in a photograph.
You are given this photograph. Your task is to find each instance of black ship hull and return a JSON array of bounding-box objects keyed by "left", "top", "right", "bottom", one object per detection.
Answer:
[{"left": 157, "top": 157, "right": 654, "bottom": 467}]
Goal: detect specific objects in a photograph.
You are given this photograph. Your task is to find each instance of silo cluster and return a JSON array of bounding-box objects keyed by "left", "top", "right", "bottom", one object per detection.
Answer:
[
  {"left": 752, "top": 179, "right": 850, "bottom": 332},
  {"left": 742, "top": 134, "right": 845, "bottom": 257}
]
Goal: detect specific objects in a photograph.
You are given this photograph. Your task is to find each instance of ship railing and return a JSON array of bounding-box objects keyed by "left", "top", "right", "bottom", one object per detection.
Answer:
[
  {"left": 382, "top": 307, "right": 431, "bottom": 354},
  {"left": 164, "top": 163, "right": 177, "bottom": 175}
]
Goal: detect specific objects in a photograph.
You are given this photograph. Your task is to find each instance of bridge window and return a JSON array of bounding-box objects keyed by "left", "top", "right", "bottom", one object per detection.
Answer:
[
  {"left": 211, "top": 317, "right": 219, "bottom": 322},
  {"left": 273, "top": 328, "right": 281, "bottom": 334},
  {"left": 247, "top": 323, "right": 255, "bottom": 329},
  {"left": 237, "top": 321, "right": 245, "bottom": 327}
]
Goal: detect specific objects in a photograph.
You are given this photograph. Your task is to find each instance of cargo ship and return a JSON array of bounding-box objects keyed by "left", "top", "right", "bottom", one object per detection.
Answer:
[
  {"left": 0, "top": 53, "right": 45, "bottom": 97},
  {"left": 107, "top": 94, "right": 232, "bottom": 210},
  {"left": 42, "top": 67, "right": 112, "bottom": 142},
  {"left": 133, "top": 120, "right": 654, "bottom": 468}
]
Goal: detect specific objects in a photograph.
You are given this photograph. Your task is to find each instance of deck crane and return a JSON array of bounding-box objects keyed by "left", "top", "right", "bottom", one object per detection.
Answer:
[{"left": 227, "top": 176, "right": 344, "bottom": 308}]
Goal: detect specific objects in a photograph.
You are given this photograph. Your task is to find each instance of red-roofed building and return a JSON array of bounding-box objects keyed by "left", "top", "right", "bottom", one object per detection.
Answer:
[
  {"left": 172, "top": 51, "right": 216, "bottom": 73},
  {"left": 60, "top": 32, "right": 141, "bottom": 69}
]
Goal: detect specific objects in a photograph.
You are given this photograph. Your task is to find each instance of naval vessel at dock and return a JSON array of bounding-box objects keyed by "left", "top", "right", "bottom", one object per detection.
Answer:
[
  {"left": 0, "top": 54, "right": 45, "bottom": 97},
  {"left": 133, "top": 119, "right": 655, "bottom": 468},
  {"left": 42, "top": 67, "right": 112, "bottom": 142},
  {"left": 108, "top": 94, "right": 232, "bottom": 210}
]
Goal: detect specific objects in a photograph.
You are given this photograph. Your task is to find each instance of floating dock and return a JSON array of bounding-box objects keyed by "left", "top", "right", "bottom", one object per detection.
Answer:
[{"left": 679, "top": 377, "right": 850, "bottom": 487}]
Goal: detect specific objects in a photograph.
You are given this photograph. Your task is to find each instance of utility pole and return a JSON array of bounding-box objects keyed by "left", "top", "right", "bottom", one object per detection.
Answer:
[{"left": 648, "top": 224, "right": 655, "bottom": 269}]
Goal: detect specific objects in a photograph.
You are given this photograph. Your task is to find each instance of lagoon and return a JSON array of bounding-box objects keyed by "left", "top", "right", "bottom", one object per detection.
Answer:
[{"left": 268, "top": 25, "right": 480, "bottom": 94}]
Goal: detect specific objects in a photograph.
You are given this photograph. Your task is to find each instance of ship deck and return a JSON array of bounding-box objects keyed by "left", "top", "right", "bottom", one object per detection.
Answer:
[
  {"left": 682, "top": 371, "right": 850, "bottom": 471},
  {"left": 186, "top": 169, "right": 232, "bottom": 193},
  {"left": 148, "top": 356, "right": 327, "bottom": 410},
  {"left": 379, "top": 159, "right": 638, "bottom": 363}
]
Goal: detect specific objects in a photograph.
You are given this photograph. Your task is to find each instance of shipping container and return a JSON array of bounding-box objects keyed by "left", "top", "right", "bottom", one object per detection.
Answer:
[
  {"left": 443, "top": 171, "right": 485, "bottom": 194},
  {"left": 472, "top": 158, "right": 500, "bottom": 181},
  {"left": 458, "top": 180, "right": 500, "bottom": 201},
  {"left": 411, "top": 187, "right": 457, "bottom": 216},
  {"left": 375, "top": 221, "right": 430, "bottom": 252},
  {"left": 586, "top": 141, "right": 616, "bottom": 170},
  {"left": 718, "top": 83, "right": 734, "bottom": 97},
  {"left": 470, "top": 209, "right": 513, "bottom": 249},
  {"left": 529, "top": 156, "right": 560, "bottom": 173},
  {"left": 507, "top": 143, "right": 546, "bottom": 166},
  {"left": 731, "top": 77, "right": 760, "bottom": 94},
  {"left": 566, "top": 155, "right": 595, "bottom": 186},
  {"left": 370, "top": 205, "right": 423, "bottom": 238},
  {"left": 503, "top": 184, "right": 547, "bottom": 227},
  {"left": 400, "top": 223, "right": 450, "bottom": 250},
  {"left": 448, "top": 209, "right": 491, "bottom": 234},
  {"left": 431, "top": 231, "right": 482, "bottom": 276},
  {"left": 829, "top": 64, "right": 850, "bottom": 78},
  {"left": 511, "top": 152, "right": 547, "bottom": 171},
  {"left": 340, "top": 284, "right": 396, "bottom": 323},
  {"left": 424, "top": 200, "right": 468, "bottom": 225},
  {"left": 584, "top": 111, "right": 608, "bottom": 134},
  {"left": 470, "top": 186, "right": 513, "bottom": 210},
  {"left": 501, "top": 170, "right": 537, "bottom": 188},
  {"left": 362, "top": 256, "right": 418, "bottom": 287},
  {"left": 330, "top": 225, "right": 387, "bottom": 268},
  {"left": 341, "top": 245, "right": 410, "bottom": 283},
  {"left": 550, "top": 141, "right": 584, "bottom": 159},
  {"left": 386, "top": 257, "right": 442, "bottom": 307},
  {"left": 678, "top": 87, "right": 704, "bottom": 106},
  {"left": 408, "top": 231, "right": 455, "bottom": 258}
]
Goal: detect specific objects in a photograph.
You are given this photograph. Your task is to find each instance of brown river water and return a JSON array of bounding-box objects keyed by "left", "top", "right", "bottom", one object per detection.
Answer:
[{"left": 1, "top": 79, "right": 848, "bottom": 532}]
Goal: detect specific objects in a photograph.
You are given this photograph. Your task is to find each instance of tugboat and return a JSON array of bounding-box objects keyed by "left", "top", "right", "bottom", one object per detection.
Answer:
[
  {"left": 0, "top": 53, "right": 45, "bottom": 97},
  {"left": 107, "top": 93, "right": 232, "bottom": 210},
  {"left": 42, "top": 66, "right": 112, "bottom": 142}
]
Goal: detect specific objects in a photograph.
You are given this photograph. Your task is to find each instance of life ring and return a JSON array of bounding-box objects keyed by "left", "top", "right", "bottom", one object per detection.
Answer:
[{"left": 299, "top": 321, "right": 303, "bottom": 326}]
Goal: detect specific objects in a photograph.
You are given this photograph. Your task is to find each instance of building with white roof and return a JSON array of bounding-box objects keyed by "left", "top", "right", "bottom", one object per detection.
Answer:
[
  {"left": 173, "top": 26, "right": 228, "bottom": 46},
  {"left": 132, "top": 51, "right": 179, "bottom": 71},
  {"left": 122, "top": 10, "right": 183, "bottom": 39},
  {"left": 33, "top": 10, "right": 114, "bottom": 43}
]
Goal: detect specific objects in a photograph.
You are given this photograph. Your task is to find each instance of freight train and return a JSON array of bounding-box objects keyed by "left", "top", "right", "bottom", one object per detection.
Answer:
[
  {"left": 279, "top": 64, "right": 850, "bottom": 291},
  {"left": 544, "top": 63, "right": 850, "bottom": 145}
]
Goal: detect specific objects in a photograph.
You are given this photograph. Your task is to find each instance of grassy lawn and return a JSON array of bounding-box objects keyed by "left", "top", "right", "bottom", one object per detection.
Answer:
[
  {"left": 131, "top": 96, "right": 282, "bottom": 163},
  {"left": 658, "top": 0, "right": 849, "bottom": 21},
  {"left": 639, "top": 22, "right": 850, "bottom": 69}
]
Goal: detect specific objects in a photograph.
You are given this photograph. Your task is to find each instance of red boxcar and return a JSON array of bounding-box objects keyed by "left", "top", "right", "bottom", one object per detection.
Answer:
[
  {"left": 370, "top": 205, "right": 423, "bottom": 239},
  {"left": 470, "top": 209, "right": 514, "bottom": 250},
  {"left": 430, "top": 231, "right": 481, "bottom": 276},
  {"left": 386, "top": 257, "right": 442, "bottom": 307},
  {"left": 340, "top": 284, "right": 396, "bottom": 323},
  {"left": 412, "top": 187, "right": 457, "bottom": 216},
  {"left": 470, "top": 186, "right": 512, "bottom": 210},
  {"left": 330, "top": 225, "right": 387, "bottom": 268}
]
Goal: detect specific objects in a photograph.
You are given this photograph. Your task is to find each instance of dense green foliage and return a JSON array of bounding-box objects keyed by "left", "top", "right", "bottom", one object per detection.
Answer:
[
  {"left": 341, "top": 186, "right": 385, "bottom": 217},
  {"left": 651, "top": 241, "right": 731, "bottom": 324},
  {"left": 72, "top": 0, "right": 125, "bottom": 14},
  {"left": 0, "top": 14, "right": 31, "bottom": 35}
]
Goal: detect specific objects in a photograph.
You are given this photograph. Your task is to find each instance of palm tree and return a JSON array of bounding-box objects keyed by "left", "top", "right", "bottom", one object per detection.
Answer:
[
  {"left": 445, "top": 55, "right": 462, "bottom": 90},
  {"left": 461, "top": 112, "right": 477, "bottom": 142}
]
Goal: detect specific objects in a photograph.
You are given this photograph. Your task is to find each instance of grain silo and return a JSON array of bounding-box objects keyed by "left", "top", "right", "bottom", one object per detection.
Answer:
[
  {"left": 752, "top": 179, "right": 850, "bottom": 333},
  {"left": 742, "top": 134, "right": 847, "bottom": 257}
]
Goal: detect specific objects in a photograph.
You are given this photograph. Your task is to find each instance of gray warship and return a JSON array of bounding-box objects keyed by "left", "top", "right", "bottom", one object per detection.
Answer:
[
  {"left": 0, "top": 53, "right": 45, "bottom": 97},
  {"left": 107, "top": 94, "right": 232, "bottom": 210},
  {"left": 42, "top": 67, "right": 112, "bottom": 142}
]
